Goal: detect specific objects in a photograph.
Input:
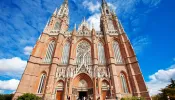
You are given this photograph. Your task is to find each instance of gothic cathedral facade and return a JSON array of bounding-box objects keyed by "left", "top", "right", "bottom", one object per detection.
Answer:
[{"left": 13, "top": 0, "right": 151, "bottom": 100}]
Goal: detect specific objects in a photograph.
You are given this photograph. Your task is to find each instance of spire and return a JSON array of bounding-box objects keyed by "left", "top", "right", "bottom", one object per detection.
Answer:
[
  {"left": 72, "top": 23, "right": 77, "bottom": 36},
  {"left": 57, "top": 0, "right": 69, "bottom": 17},
  {"left": 53, "top": 8, "right": 58, "bottom": 15},
  {"left": 83, "top": 17, "right": 86, "bottom": 22},
  {"left": 102, "top": 0, "right": 107, "bottom": 6},
  {"left": 101, "top": 0, "right": 111, "bottom": 15},
  {"left": 102, "top": 0, "right": 106, "bottom": 4},
  {"left": 92, "top": 23, "right": 94, "bottom": 29},
  {"left": 63, "top": 0, "right": 68, "bottom": 6},
  {"left": 74, "top": 23, "right": 76, "bottom": 29}
]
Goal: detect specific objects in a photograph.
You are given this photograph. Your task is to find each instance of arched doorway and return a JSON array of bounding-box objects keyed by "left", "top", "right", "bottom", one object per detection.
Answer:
[
  {"left": 56, "top": 81, "right": 64, "bottom": 100},
  {"left": 101, "top": 80, "right": 110, "bottom": 100},
  {"left": 72, "top": 73, "right": 93, "bottom": 100}
]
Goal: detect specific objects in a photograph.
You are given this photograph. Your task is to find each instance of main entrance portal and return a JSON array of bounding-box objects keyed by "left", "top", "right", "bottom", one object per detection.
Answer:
[
  {"left": 79, "top": 91, "right": 87, "bottom": 99},
  {"left": 72, "top": 73, "right": 93, "bottom": 99}
]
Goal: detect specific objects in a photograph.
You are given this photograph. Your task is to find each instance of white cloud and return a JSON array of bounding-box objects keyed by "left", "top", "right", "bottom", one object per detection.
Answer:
[
  {"left": 107, "top": 3, "right": 117, "bottom": 11},
  {"left": 132, "top": 36, "right": 150, "bottom": 54},
  {"left": 0, "top": 79, "right": 19, "bottom": 90},
  {"left": 82, "top": 1, "right": 100, "bottom": 13},
  {"left": 142, "top": 0, "right": 161, "bottom": 6},
  {"left": 87, "top": 13, "right": 101, "bottom": 31},
  {"left": 0, "top": 57, "right": 27, "bottom": 77},
  {"left": 146, "top": 64, "right": 175, "bottom": 96},
  {"left": 0, "top": 90, "right": 4, "bottom": 94},
  {"left": 24, "top": 46, "right": 33, "bottom": 55}
]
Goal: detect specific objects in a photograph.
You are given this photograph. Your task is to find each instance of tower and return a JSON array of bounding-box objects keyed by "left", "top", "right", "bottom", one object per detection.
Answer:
[{"left": 13, "top": 0, "right": 151, "bottom": 100}]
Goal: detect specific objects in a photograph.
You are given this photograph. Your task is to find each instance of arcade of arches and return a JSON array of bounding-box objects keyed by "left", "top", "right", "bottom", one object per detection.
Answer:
[{"left": 56, "top": 73, "right": 111, "bottom": 100}]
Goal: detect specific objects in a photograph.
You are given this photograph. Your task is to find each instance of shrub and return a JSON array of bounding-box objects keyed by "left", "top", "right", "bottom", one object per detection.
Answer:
[
  {"left": 17, "top": 93, "right": 41, "bottom": 100},
  {"left": 0, "top": 94, "right": 13, "bottom": 100},
  {"left": 121, "top": 96, "right": 145, "bottom": 100}
]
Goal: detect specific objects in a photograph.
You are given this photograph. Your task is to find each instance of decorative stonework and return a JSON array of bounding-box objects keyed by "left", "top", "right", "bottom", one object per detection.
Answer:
[
  {"left": 56, "top": 67, "right": 66, "bottom": 80},
  {"left": 13, "top": 0, "right": 151, "bottom": 99},
  {"left": 79, "top": 79, "right": 88, "bottom": 88},
  {"left": 96, "top": 67, "right": 109, "bottom": 78}
]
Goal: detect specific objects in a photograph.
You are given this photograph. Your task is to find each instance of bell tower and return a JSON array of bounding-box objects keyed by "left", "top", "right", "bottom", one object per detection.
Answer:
[
  {"left": 100, "top": 0, "right": 122, "bottom": 36},
  {"left": 13, "top": 0, "right": 70, "bottom": 100},
  {"left": 100, "top": 0, "right": 151, "bottom": 99},
  {"left": 13, "top": 0, "right": 151, "bottom": 99},
  {"left": 44, "top": 0, "right": 69, "bottom": 34}
]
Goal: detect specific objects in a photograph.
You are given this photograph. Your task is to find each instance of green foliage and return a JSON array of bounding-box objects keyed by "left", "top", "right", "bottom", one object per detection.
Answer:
[
  {"left": 17, "top": 93, "right": 41, "bottom": 100},
  {"left": 151, "top": 79, "right": 175, "bottom": 100},
  {"left": 0, "top": 94, "right": 13, "bottom": 100},
  {"left": 121, "top": 96, "right": 145, "bottom": 100}
]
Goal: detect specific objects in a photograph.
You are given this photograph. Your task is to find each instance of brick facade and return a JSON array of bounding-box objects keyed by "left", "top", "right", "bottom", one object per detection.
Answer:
[{"left": 13, "top": 0, "right": 151, "bottom": 100}]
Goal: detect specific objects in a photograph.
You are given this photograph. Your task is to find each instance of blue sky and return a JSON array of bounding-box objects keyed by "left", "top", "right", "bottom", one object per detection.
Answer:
[{"left": 0, "top": 0, "right": 175, "bottom": 96}]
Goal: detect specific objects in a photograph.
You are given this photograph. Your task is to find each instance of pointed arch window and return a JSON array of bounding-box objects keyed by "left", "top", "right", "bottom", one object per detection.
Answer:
[
  {"left": 37, "top": 73, "right": 46, "bottom": 93},
  {"left": 112, "top": 41, "right": 123, "bottom": 64},
  {"left": 76, "top": 41, "right": 92, "bottom": 65},
  {"left": 61, "top": 42, "right": 70, "bottom": 64},
  {"left": 98, "top": 42, "right": 106, "bottom": 64},
  {"left": 43, "top": 41, "right": 55, "bottom": 63},
  {"left": 120, "top": 73, "right": 128, "bottom": 93},
  {"left": 54, "top": 22, "right": 60, "bottom": 30}
]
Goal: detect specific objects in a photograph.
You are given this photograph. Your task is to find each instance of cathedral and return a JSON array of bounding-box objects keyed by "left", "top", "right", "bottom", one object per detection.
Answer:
[{"left": 13, "top": 0, "right": 151, "bottom": 100}]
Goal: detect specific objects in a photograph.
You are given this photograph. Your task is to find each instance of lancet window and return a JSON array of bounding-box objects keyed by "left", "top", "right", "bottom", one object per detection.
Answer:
[
  {"left": 37, "top": 73, "right": 46, "bottom": 93},
  {"left": 98, "top": 42, "right": 106, "bottom": 64},
  {"left": 54, "top": 22, "right": 60, "bottom": 30},
  {"left": 120, "top": 73, "right": 129, "bottom": 93},
  {"left": 76, "top": 40, "right": 92, "bottom": 65},
  {"left": 43, "top": 41, "right": 55, "bottom": 63},
  {"left": 112, "top": 41, "right": 123, "bottom": 64},
  {"left": 61, "top": 42, "right": 70, "bottom": 64}
]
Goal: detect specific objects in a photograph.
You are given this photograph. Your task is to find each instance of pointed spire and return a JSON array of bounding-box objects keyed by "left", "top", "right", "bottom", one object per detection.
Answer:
[
  {"left": 53, "top": 8, "right": 58, "bottom": 15},
  {"left": 74, "top": 23, "right": 76, "bottom": 29},
  {"left": 91, "top": 23, "right": 96, "bottom": 36},
  {"left": 83, "top": 17, "right": 86, "bottom": 22},
  {"left": 92, "top": 23, "right": 94, "bottom": 29},
  {"left": 102, "top": 0, "right": 106, "bottom": 4},
  {"left": 64, "top": 0, "right": 68, "bottom": 4},
  {"left": 72, "top": 23, "right": 77, "bottom": 36}
]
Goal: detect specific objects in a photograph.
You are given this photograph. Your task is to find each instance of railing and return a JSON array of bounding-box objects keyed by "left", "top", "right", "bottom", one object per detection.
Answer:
[
  {"left": 107, "top": 30, "right": 119, "bottom": 35},
  {"left": 77, "top": 31, "right": 91, "bottom": 36}
]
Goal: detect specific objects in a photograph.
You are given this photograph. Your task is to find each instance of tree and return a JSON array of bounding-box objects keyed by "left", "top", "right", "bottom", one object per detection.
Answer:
[
  {"left": 0, "top": 94, "right": 13, "bottom": 100},
  {"left": 151, "top": 79, "right": 175, "bottom": 100},
  {"left": 17, "top": 93, "right": 41, "bottom": 100}
]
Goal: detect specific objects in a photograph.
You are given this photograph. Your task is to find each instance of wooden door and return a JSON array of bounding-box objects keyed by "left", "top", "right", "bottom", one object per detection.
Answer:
[
  {"left": 56, "top": 91, "right": 63, "bottom": 100},
  {"left": 102, "top": 91, "right": 107, "bottom": 100}
]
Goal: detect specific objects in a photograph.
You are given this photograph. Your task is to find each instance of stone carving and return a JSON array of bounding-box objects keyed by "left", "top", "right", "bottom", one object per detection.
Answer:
[
  {"left": 74, "top": 40, "right": 92, "bottom": 77},
  {"left": 57, "top": 68, "right": 66, "bottom": 80},
  {"left": 96, "top": 67, "right": 108, "bottom": 78},
  {"left": 79, "top": 79, "right": 88, "bottom": 88}
]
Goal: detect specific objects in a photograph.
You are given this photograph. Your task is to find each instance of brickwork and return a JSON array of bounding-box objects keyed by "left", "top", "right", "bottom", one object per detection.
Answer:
[{"left": 13, "top": 0, "right": 151, "bottom": 100}]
